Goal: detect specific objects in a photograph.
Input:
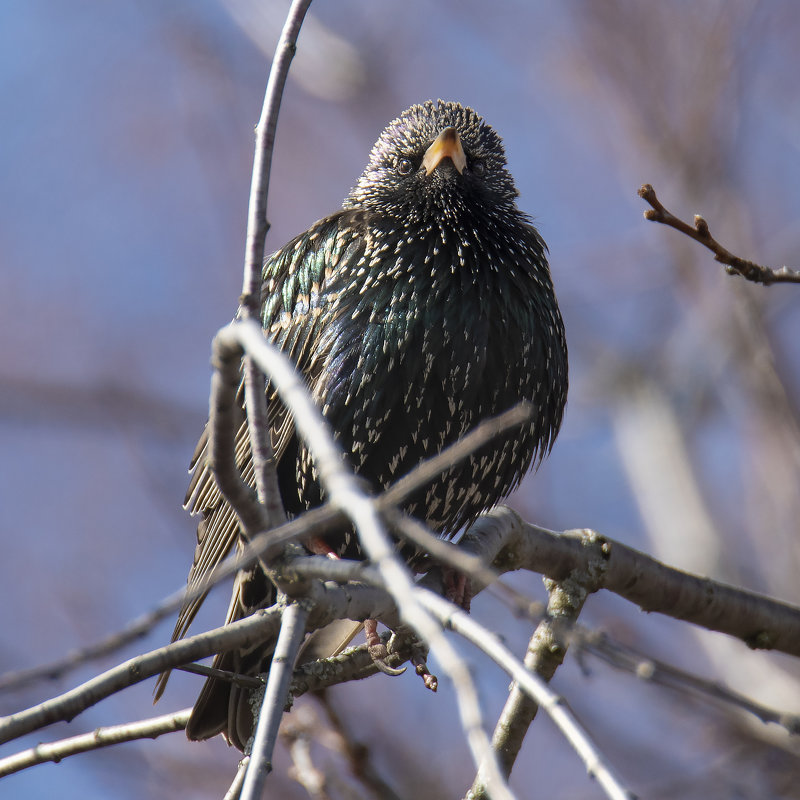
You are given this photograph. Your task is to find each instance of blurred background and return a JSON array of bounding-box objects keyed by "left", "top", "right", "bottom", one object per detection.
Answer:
[{"left": 1, "top": 1, "right": 799, "bottom": 798}]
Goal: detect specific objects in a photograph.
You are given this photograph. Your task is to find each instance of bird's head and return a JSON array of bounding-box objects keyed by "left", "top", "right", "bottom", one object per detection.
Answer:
[{"left": 345, "top": 100, "right": 520, "bottom": 220}]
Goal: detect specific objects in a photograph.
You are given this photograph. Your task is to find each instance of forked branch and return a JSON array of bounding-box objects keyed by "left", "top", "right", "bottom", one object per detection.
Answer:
[{"left": 638, "top": 183, "right": 800, "bottom": 285}]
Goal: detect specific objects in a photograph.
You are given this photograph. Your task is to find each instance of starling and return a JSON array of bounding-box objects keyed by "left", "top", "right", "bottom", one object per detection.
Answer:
[{"left": 156, "top": 100, "right": 568, "bottom": 749}]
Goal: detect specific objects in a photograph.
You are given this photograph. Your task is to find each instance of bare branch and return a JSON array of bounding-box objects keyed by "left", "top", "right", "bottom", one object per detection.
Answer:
[
  {"left": 237, "top": 0, "right": 313, "bottom": 522},
  {"left": 473, "top": 574, "right": 597, "bottom": 798},
  {"left": 208, "top": 337, "right": 271, "bottom": 538},
  {"left": 241, "top": 602, "right": 309, "bottom": 799},
  {"left": 0, "top": 404, "right": 535, "bottom": 698},
  {"left": 0, "top": 708, "right": 190, "bottom": 778},
  {"left": 638, "top": 183, "right": 800, "bottom": 285},
  {"left": 224, "top": 757, "right": 249, "bottom": 800},
  {"left": 0, "top": 579, "right": 397, "bottom": 745},
  {"left": 420, "top": 590, "right": 636, "bottom": 800},
  {"left": 462, "top": 508, "right": 800, "bottom": 657}
]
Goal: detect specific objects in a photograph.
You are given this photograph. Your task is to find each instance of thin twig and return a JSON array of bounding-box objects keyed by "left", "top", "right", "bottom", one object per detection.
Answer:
[
  {"left": 419, "top": 591, "right": 637, "bottom": 800},
  {"left": 638, "top": 183, "right": 800, "bottom": 285},
  {"left": 241, "top": 602, "right": 309, "bottom": 800},
  {"left": 224, "top": 757, "right": 250, "bottom": 800},
  {"left": 238, "top": 0, "right": 313, "bottom": 522},
  {"left": 0, "top": 587, "right": 186, "bottom": 694},
  {"left": 0, "top": 708, "right": 191, "bottom": 778}
]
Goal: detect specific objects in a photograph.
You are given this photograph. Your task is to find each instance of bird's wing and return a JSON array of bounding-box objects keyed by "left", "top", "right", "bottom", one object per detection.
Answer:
[{"left": 154, "top": 212, "right": 367, "bottom": 702}]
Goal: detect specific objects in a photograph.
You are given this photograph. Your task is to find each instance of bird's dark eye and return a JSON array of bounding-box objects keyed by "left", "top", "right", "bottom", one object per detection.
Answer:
[
  {"left": 396, "top": 158, "right": 413, "bottom": 175},
  {"left": 471, "top": 159, "right": 486, "bottom": 177}
]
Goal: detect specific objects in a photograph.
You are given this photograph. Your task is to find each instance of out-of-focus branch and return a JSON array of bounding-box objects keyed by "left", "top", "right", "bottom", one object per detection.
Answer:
[
  {"left": 639, "top": 183, "right": 800, "bottom": 285},
  {"left": 0, "top": 708, "right": 191, "bottom": 778},
  {"left": 578, "top": 631, "right": 800, "bottom": 735},
  {"left": 284, "top": 721, "right": 330, "bottom": 800},
  {"left": 0, "top": 587, "right": 187, "bottom": 695},
  {"left": 311, "top": 694, "right": 408, "bottom": 800}
]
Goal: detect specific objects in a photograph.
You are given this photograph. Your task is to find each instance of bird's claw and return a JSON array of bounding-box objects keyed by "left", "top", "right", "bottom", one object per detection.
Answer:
[
  {"left": 365, "top": 619, "right": 406, "bottom": 676},
  {"left": 373, "top": 657, "right": 407, "bottom": 677}
]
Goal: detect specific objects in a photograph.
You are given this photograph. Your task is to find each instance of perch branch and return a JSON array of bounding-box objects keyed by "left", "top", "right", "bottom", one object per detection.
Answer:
[
  {"left": 0, "top": 579, "right": 398, "bottom": 745},
  {"left": 0, "top": 403, "right": 536, "bottom": 697}
]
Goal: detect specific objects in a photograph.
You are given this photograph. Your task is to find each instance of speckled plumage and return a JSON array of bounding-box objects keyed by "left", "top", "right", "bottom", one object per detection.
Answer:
[{"left": 158, "top": 101, "right": 568, "bottom": 749}]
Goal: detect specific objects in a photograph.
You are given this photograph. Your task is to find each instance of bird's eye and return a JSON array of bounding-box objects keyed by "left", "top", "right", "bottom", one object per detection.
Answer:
[
  {"left": 396, "top": 158, "right": 413, "bottom": 175},
  {"left": 471, "top": 160, "right": 486, "bottom": 177}
]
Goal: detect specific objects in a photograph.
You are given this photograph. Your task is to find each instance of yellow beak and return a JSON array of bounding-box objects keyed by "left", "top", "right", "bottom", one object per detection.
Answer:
[{"left": 422, "top": 127, "right": 467, "bottom": 175}]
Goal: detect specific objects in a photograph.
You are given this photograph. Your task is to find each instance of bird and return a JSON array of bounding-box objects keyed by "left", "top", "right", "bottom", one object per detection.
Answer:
[{"left": 155, "top": 100, "right": 568, "bottom": 750}]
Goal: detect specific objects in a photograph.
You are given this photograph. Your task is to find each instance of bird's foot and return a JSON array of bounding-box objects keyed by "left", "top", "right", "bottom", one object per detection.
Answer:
[
  {"left": 364, "top": 619, "right": 406, "bottom": 676},
  {"left": 443, "top": 568, "right": 473, "bottom": 612},
  {"left": 308, "top": 536, "right": 340, "bottom": 559}
]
